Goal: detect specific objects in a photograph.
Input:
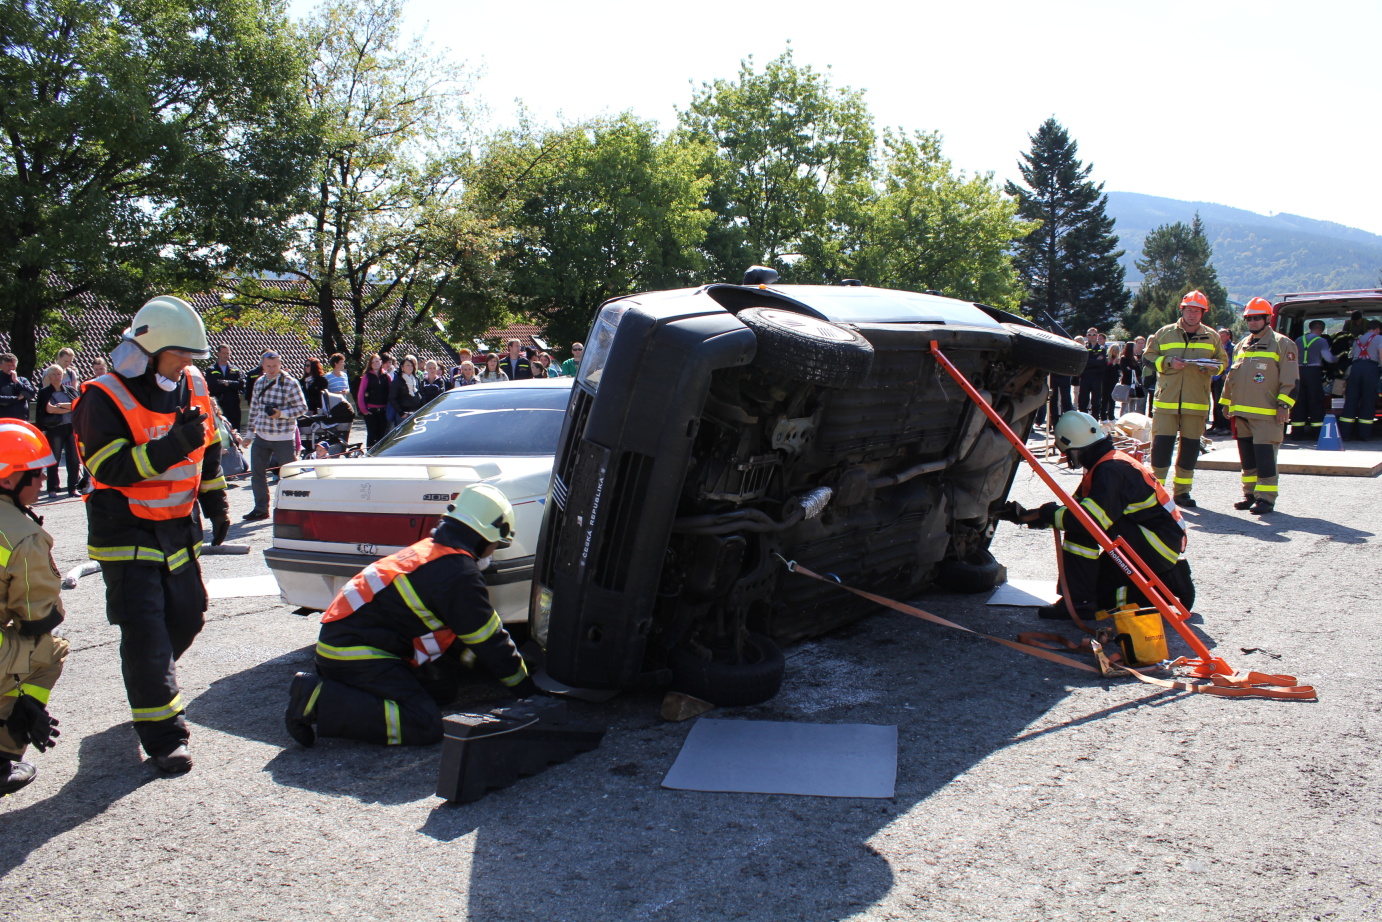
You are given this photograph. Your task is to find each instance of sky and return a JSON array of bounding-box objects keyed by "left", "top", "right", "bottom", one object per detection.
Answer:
[{"left": 290, "top": 0, "right": 1382, "bottom": 235}]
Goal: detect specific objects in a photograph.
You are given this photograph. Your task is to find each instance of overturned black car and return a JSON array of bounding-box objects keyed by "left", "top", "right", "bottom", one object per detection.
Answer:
[{"left": 530, "top": 273, "right": 1086, "bottom": 705}]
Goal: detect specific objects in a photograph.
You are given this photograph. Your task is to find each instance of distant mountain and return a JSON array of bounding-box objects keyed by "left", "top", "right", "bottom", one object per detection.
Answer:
[{"left": 1105, "top": 191, "right": 1382, "bottom": 302}]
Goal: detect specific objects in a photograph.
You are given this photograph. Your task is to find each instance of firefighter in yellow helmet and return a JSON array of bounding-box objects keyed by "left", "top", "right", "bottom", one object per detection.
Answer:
[
  {"left": 1220, "top": 298, "right": 1298, "bottom": 514},
  {"left": 1142, "top": 290, "right": 1228, "bottom": 507},
  {"left": 0, "top": 420, "right": 69, "bottom": 795},
  {"left": 285, "top": 483, "right": 536, "bottom": 748},
  {"left": 72, "top": 296, "right": 227, "bottom": 773}
]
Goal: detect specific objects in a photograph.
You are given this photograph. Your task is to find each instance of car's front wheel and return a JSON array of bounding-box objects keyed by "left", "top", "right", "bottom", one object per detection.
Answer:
[{"left": 669, "top": 633, "right": 786, "bottom": 707}]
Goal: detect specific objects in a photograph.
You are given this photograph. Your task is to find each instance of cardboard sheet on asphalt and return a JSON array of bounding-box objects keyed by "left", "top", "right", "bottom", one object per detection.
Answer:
[
  {"left": 206, "top": 574, "right": 282, "bottom": 599},
  {"left": 987, "top": 579, "right": 1060, "bottom": 607},
  {"left": 662, "top": 718, "right": 897, "bottom": 798}
]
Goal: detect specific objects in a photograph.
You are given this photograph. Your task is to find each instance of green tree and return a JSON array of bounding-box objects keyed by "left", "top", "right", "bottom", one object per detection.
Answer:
[
  {"left": 813, "top": 130, "right": 1033, "bottom": 309},
  {"left": 465, "top": 114, "right": 712, "bottom": 348},
  {"left": 235, "top": 0, "right": 502, "bottom": 372},
  {"left": 678, "top": 47, "right": 874, "bottom": 281},
  {"left": 1122, "top": 214, "right": 1229, "bottom": 337},
  {"left": 1006, "top": 118, "right": 1128, "bottom": 331},
  {"left": 0, "top": 0, "right": 317, "bottom": 375}
]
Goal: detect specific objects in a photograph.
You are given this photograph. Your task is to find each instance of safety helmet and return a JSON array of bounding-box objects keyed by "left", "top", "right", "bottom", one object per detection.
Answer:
[
  {"left": 1054, "top": 411, "right": 1104, "bottom": 451},
  {"left": 1180, "top": 290, "right": 1210, "bottom": 311},
  {"left": 443, "top": 482, "right": 516, "bottom": 548},
  {"left": 1243, "top": 297, "right": 1273, "bottom": 319},
  {"left": 0, "top": 420, "right": 56, "bottom": 480},
  {"left": 122, "top": 296, "right": 210, "bottom": 359}
]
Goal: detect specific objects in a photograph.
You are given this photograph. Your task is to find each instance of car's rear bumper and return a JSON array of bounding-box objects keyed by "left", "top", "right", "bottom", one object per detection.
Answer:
[{"left": 264, "top": 546, "right": 534, "bottom": 622}]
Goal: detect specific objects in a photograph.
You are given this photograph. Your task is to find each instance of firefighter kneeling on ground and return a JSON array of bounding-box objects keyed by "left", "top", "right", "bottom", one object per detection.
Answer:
[
  {"left": 998, "top": 411, "right": 1196, "bottom": 622},
  {"left": 285, "top": 483, "right": 537, "bottom": 747},
  {"left": 0, "top": 421, "right": 68, "bottom": 795}
]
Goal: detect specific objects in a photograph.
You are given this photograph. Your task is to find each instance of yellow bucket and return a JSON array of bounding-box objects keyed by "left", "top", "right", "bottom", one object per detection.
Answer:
[{"left": 1097, "top": 604, "right": 1168, "bottom": 666}]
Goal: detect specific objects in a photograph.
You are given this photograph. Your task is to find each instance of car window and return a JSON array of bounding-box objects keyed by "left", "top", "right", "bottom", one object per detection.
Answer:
[{"left": 370, "top": 385, "right": 571, "bottom": 457}]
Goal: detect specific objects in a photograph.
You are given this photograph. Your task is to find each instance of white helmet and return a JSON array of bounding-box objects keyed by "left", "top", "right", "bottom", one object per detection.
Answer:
[
  {"left": 124, "top": 296, "right": 210, "bottom": 359},
  {"left": 1054, "top": 411, "right": 1103, "bottom": 451},
  {"left": 443, "top": 483, "right": 516, "bottom": 548}
]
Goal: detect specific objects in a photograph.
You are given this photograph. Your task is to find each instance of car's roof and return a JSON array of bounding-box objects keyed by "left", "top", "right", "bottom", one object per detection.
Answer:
[
  {"left": 614, "top": 283, "right": 1003, "bottom": 328},
  {"left": 1275, "top": 289, "right": 1382, "bottom": 316}
]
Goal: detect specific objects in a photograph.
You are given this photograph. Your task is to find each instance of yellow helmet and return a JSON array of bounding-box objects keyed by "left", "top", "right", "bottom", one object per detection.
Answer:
[
  {"left": 443, "top": 482, "right": 516, "bottom": 548},
  {"left": 124, "top": 296, "right": 210, "bottom": 359}
]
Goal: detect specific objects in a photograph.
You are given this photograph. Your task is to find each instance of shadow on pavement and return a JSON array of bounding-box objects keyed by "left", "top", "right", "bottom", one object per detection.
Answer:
[
  {"left": 0, "top": 726, "right": 154, "bottom": 876},
  {"left": 1182, "top": 505, "right": 1373, "bottom": 544},
  {"left": 419, "top": 601, "right": 1114, "bottom": 921},
  {"left": 189, "top": 646, "right": 515, "bottom": 806}
]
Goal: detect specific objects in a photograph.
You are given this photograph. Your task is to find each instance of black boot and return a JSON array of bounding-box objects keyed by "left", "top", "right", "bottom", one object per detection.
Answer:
[
  {"left": 0, "top": 758, "right": 37, "bottom": 795},
  {"left": 1233, "top": 497, "right": 1255, "bottom": 510},
  {"left": 1174, "top": 493, "right": 1197, "bottom": 509},
  {"left": 1250, "top": 499, "right": 1275, "bottom": 515},
  {"left": 285, "top": 672, "right": 320, "bottom": 747},
  {"left": 1037, "top": 604, "right": 1073, "bottom": 620},
  {"left": 155, "top": 743, "right": 193, "bottom": 774}
]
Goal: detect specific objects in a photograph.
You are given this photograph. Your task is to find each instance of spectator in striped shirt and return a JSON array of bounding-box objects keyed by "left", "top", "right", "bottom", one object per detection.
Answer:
[{"left": 244, "top": 351, "right": 307, "bottom": 522}]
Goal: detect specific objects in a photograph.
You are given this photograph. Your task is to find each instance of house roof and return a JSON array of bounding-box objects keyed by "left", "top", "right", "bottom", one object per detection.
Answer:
[{"left": 2, "top": 280, "right": 567, "bottom": 379}]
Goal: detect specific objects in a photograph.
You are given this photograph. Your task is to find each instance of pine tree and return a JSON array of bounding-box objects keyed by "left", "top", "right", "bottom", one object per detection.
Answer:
[
  {"left": 1005, "top": 118, "right": 1129, "bottom": 333},
  {"left": 1122, "top": 214, "right": 1230, "bottom": 337}
]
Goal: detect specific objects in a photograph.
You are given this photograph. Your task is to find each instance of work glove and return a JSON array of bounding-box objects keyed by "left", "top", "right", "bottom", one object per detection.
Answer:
[
  {"left": 6, "top": 694, "right": 60, "bottom": 752},
  {"left": 996, "top": 501, "right": 1027, "bottom": 523},
  {"left": 198, "top": 489, "right": 230, "bottom": 545},
  {"left": 169, "top": 405, "right": 209, "bottom": 455},
  {"left": 1035, "top": 502, "right": 1059, "bottom": 527}
]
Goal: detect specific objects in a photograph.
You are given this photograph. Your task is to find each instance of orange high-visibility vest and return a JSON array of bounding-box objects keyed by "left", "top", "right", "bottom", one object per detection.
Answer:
[
  {"left": 81, "top": 367, "right": 217, "bottom": 521},
  {"left": 1082, "top": 449, "right": 1187, "bottom": 541},
  {"left": 322, "top": 538, "right": 473, "bottom": 666}
]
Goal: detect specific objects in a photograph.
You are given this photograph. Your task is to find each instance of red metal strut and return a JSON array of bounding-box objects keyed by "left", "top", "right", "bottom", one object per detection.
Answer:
[{"left": 930, "top": 340, "right": 1306, "bottom": 691}]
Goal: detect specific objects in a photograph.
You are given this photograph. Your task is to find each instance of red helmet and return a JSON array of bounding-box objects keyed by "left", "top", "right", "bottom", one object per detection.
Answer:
[
  {"left": 0, "top": 420, "right": 56, "bottom": 480},
  {"left": 1180, "top": 290, "right": 1210, "bottom": 311},
  {"left": 1243, "top": 297, "right": 1273, "bottom": 318}
]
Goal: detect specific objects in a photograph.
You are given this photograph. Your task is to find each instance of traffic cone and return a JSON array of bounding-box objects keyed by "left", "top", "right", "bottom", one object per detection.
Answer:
[{"left": 1317, "top": 414, "right": 1343, "bottom": 451}]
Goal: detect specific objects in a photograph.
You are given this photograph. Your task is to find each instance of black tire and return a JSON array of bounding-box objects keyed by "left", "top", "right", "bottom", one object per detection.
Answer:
[
  {"left": 1003, "top": 323, "right": 1088, "bottom": 377},
  {"left": 738, "top": 307, "right": 873, "bottom": 387},
  {"left": 669, "top": 633, "right": 786, "bottom": 707},
  {"left": 938, "top": 548, "right": 1004, "bottom": 594}
]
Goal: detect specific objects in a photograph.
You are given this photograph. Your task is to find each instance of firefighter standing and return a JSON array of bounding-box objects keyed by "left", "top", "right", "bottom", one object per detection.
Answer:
[
  {"left": 285, "top": 483, "right": 535, "bottom": 748},
  {"left": 1142, "top": 290, "right": 1228, "bottom": 507},
  {"left": 1000, "top": 411, "right": 1195, "bottom": 620},
  {"left": 1340, "top": 318, "right": 1382, "bottom": 441},
  {"left": 72, "top": 296, "right": 228, "bottom": 773},
  {"left": 1220, "top": 298, "right": 1299, "bottom": 514},
  {"left": 0, "top": 421, "right": 68, "bottom": 795},
  {"left": 1290, "top": 320, "right": 1336, "bottom": 439}
]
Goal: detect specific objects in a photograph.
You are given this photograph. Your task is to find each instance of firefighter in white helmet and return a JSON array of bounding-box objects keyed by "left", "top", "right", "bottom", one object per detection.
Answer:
[
  {"left": 285, "top": 483, "right": 536, "bottom": 748},
  {"left": 0, "top": 420, "right": 68, "bottom": 795},
  {"left": 72, "top": 295, "right": 227, "bottom": 773},
  {"left": 998, "top": 411, "right": 1196, "bottom": 621}
]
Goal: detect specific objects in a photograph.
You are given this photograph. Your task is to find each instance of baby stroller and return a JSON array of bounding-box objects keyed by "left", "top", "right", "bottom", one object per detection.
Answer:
[{"left": 298, "top": 391, "right": 358, "bottom": 459}]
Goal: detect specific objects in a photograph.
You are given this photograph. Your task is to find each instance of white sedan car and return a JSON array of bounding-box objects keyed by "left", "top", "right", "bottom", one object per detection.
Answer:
[{"left": 265, "top": 378, "right": 571, "bottom": 623}]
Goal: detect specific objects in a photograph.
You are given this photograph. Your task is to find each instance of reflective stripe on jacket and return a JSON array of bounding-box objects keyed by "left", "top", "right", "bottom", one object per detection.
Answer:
[
  {"left": 322, "top": 538, "right": 474, "bottom": 666},
  {"left": 81, "top": 368, "right": 217, "bottom": 521}
]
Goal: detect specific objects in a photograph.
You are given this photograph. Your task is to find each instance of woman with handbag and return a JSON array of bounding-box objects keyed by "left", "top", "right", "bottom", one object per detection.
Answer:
[{"left": 356, "top": 353, "right": 392, "bottom": 447}]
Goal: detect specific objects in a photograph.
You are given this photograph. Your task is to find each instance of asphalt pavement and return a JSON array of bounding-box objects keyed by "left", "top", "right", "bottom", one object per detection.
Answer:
[{"left": 1, "top": 453, "right": 1379, "bottom": 922}]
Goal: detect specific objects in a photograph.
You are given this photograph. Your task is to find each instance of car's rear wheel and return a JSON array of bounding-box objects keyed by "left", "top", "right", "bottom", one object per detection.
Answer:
[
  {"left": 739, "top": 307, "right": 873, "bottom": 387},
  {"left": 669, "top": 633, "right": 786, "bottom": 707},
  {"left": 1002, "top": 323, "right": 1088, "bottom": 377}
]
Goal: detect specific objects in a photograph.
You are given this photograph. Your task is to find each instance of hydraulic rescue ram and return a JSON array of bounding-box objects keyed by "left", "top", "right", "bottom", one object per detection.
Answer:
[{"left": 927, "top": 341, "right": 1315, "bottom": 702}]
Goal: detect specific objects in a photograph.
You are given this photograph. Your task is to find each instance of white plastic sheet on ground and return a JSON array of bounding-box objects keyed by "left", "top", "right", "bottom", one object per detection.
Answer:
[
  {"left": 206, "top": 574, "right": 282, "bottom": 599},
  {"left": 662, "top": 718, "right": 897, "bottom": 798},
  {"left": 987, "top": 579, "right": 1060, "bottom": 607}
]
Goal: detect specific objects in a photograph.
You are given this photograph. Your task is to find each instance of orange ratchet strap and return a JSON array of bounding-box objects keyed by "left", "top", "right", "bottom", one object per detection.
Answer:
[{"left": 779, "top": 559, "right": 1316, "bottom": 701}]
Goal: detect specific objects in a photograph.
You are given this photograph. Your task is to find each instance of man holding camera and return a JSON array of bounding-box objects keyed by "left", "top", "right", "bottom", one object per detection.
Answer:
[{"left": 242, "top": 351, "right": 307, "bottom": 522}]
